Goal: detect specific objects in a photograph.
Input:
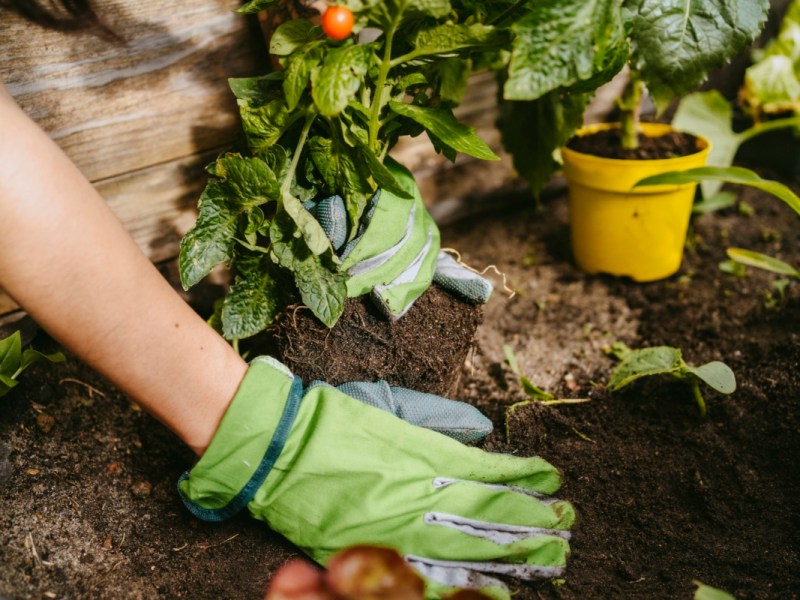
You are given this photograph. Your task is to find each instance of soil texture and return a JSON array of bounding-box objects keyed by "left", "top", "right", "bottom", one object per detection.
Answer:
[
  {"left": 260, "top": 284, "right": 483, "bottom": 397},
  {"left": 0, "top": 168, "right": 798, "bottom": 600},
  {"left": 567, "top": 126, "right": 701, "bottom": 160}
]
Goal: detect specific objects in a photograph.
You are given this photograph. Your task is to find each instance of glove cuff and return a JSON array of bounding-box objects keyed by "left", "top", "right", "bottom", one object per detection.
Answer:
[{"left": 177, "top": 356, "right": 303, "bottom": 522}]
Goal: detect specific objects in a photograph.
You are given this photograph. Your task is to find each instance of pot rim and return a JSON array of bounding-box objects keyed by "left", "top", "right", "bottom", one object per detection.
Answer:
[{"left": 561, "top": 122, "right": 711, "bottom": 167}]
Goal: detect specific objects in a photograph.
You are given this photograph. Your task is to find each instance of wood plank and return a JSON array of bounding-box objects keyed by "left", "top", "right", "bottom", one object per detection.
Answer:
[{"left": 1, "top": 0, "right": 267, "bottom": 182}]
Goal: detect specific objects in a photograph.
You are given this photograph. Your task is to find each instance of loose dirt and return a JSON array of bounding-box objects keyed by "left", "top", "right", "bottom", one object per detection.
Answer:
[{"left": 1, "top": 169, "right": 797, "bottom": 600}]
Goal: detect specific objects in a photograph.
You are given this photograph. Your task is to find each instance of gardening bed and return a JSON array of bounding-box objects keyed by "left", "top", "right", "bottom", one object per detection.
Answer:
[{"left": 0, "top": 168, "right": 798, "bottom": 600}]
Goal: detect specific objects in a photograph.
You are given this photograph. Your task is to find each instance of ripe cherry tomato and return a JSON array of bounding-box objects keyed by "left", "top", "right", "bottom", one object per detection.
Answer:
[{"left": 322, "top": 5, "right": 354, "bottom": 41}]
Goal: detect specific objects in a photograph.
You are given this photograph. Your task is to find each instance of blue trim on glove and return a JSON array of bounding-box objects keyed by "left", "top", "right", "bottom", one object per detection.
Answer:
[{"left": 177, "top": 375, "right": 305, "bottom": 522}]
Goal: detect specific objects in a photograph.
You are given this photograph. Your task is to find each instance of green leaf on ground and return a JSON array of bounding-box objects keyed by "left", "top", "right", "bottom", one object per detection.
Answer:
[{"left": 726, "top": 248, "right": 800, "bottom": 278}]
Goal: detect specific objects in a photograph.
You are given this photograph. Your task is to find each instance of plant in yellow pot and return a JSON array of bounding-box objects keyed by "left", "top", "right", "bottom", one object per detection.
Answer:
[
  {"left": 561, "top": 122, "right": 711, "bottom": 281},
  {"left": 495, "top": 1, "right": 769, "bottom": 282}
]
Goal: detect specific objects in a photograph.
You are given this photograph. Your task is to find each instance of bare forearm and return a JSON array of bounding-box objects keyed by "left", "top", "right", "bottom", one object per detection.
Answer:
[{"left": 0, "top": 85, "right": 246, "bottom": 454}]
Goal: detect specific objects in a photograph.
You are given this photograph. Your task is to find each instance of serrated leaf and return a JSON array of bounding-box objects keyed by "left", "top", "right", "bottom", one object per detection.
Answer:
[
  {"left": 222, "top": 254, "right": 288, "bottom": 339},
  {"left": 309, "top": 136, "right": 374, "bottom": 230},
  {"left": 499, "top": 91, "right": 589, "bottom": 197},
  {"left": 0, "top": 331, "right": 22, "bottom": 377},
  {"left": 179, "top": 180, "right": 240, "bottom": 289},
  {"left": 283, "top": 43, "right": 324, "bottom": 111},
  {"left": 312, "top": 44, "right": 372, "bottom": 117},
  {"left": 505, "top": 0, "right": 627, "bottom": 101},
  {"left": 627, "top": 0, "right": 770, "bottom": 112},
  {"left": 634, "top": 166, "right": 800, "bottom": 216},
  {"left": 214, "top": 154, "right": 281, "bottom": 206},
  {"left": 238, "top": 97, "right": 293, "bottom": 154},
  {"left": 388, "top": 101, "right": 498, "bottom": 160},
  {"left": 726, "top": 248, "right": 800, "bottom": 277},
  {"left": 687, "top": 361, "right": 736, "bottom": 395},
  {"left": 294, "top": 255, "right": 348, "bottom": 327},
  {"left": 607, "top": 346, "right": 683, "bottom": 391},
  {"left": 407, "top": 23, "right": 509, "bottom": 61},
  {"left": 270, "top": 19, "right": 318, "bottom": 56},
  {"left": 228, "top": 73, "right": 283, "bottom": 102}
]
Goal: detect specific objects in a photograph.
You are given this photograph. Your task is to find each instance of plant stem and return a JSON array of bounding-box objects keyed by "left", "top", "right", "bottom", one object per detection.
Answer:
[
  {"left": 488, "top": 0, "right": 528, "bottom": 25},
  {"left": 368, "top": 20, "right": 397, "bottom": 152},
  {"left": 618, "top": 73, "right": 644, "bottom": 150},
  {"left": 739, "top": 116, "right": 800, "bottom": 143},
  {"left": 690, "top": 378, "right": 707, "bottom": 418},
  {"left": 281, "top": 113, "right": 316, "bottom": 197}
]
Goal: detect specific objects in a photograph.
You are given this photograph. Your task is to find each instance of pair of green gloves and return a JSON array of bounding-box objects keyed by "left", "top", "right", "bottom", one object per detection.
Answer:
[{"left": 178, "top": 163, "right": 574, "bottom": 598}]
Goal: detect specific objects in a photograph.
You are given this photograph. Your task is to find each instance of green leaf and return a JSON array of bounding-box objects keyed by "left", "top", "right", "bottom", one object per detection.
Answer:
[
  {"left": 238, "top": 97, "right": 294, "bottom": 154},
  {"left": 294, "top": 256, "right": 348, "bottom": 328},
  {"left": 430, "top": 58, "right": 470, "bottom": 105},
  {"left": 503, "top": 345, "right": 555, "bottom": 401},
  {"left": 692, "top": 191, "right": 736, "bottom": 215},
  {"left": 282, "top": 193, "right": 332, "bottom": 256},
  {"left": 283, "top": 43, "right": 324, "bottom": 111},
  {"left": 214, "top": 154, "right": 281, "bottom": 206},
  {"left": 20, "top": 348, "right": 65, "bottom": 371},
  {"left": 693, "top": 581, "right": 737, "bottom": 600},
  {"left": 634, "top": 166, "right": 800, "bottom": 217},
  {"left": 743, "top": 55, "right": 800, "bottom": 114},
  {"left": 505, "top": 0, "right": 627, "bottom": 101},
  {"left": 672, "top": 91, "right": 740, "bottom": 198},
  {"left": 0, "top": 331, "right": 22, "bottom": 377},
  {"left": 179, "top": 180, "right": 240, "bottom": 289},
  {"left": 498, "top": 91, "right": 589, "bottom": 197},
  {"left": 236, "top": 0, "right": 279, "bottom": 14},
  {"left": 270, "top": 210, "right": 347, "bottom": 327},
  {"left": 407, "top": 23, "right": 509, "bottom": 61},
  {"left": 388, "top": 101, "right": 498, "bottom": 160},
  {"left": 312, "top": 44, "right": 372, "bottom": 117},
  {"left": 726, "top": 248, "right": 800, "bottom": 278},
  {"left": 228, "top": 74, "right": 283, "bottom": 103},
  {"left": 309, "top": 136, "right": 374, "bottom": 230},
  {"left": 270, "top": 19, "right": 318, "bottom": 56},
  {"left": 222, "top": 254, "right": 288, "bottom": 339},
  {"left": 358, "top": 146, "right": 412, "bottom": 199},
  {"left": 627, "top": 0, "right": 770, "bottom": 112},
  {"left": 607, "top": 346, "right": 683, "bottom": 391},
  {"left": 0, "top": 374, "right": 18, "bottom": 398},
  {"left": 686, "top": 361, "right": 736, "bottom": 395}
]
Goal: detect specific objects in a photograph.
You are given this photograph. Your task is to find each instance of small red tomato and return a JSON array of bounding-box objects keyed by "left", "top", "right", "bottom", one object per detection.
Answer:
[{"left": 322, "top": 5, "right": 354, "bottom": 41}]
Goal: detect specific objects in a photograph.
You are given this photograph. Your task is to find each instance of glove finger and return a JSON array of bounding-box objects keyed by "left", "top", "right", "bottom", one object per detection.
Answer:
[
  {"left": 407, "top": 559, "right": 511, "bottom": 600},
  {"left": 321, "top": 381, "right": 493, "bottom": 442},
  {"left": 427, "top": 478, "right": 575, "bottom": 533},
  {"left": 389, "top": 387, "right": 492, "bottom": 443},
  {"left": 443, "top": 447, "right": 564, "bottom": 496},
  {"left": 433, "top": 252, "right": 493, "bottom": 304},
  {"left": 304, "top": 195, "right": 348, "bottom": 252},
  {"left": 407, "top": 555, "right": 566, "bottom": 585}
]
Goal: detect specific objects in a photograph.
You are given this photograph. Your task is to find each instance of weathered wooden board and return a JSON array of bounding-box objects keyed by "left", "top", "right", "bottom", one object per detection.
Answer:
[{"left": 1, "top": 0, "right": 266, "bottom": 181}]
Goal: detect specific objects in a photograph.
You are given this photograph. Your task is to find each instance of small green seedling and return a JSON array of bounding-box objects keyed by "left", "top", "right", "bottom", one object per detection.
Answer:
[
  {"left": 726, "top": 248, "right": 800, "bottom": 279},
  {"left": 503, "top": 344, "right": 555, "bottom": 402},
  {"left": 607, "top": 344, "right": 736, "bottom": 418},
  {"left": 694, "top": 580, "right": 736, "bottom": 600},
  {"left": 0, "top": 331, "right": 65, "bottom": 398},
  {"left": 503, "top": 344, "right": 590, "bottom": 441}
]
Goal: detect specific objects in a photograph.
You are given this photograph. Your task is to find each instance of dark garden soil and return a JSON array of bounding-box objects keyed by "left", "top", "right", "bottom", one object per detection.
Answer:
[
  {"left": 566, "top": 126, "right": 701, "bottom": 160},
  {"left": 1, "top": 167, "right": 798, "bottom": 600}
]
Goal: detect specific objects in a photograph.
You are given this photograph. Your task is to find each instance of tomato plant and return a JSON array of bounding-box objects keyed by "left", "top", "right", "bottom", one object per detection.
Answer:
[{"left": 321, "top": 5, "right": 353, "bottom": 41}]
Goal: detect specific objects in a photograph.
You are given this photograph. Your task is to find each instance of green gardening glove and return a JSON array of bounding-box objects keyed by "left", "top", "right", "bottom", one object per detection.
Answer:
[
  {"left": 305, "top": 159, "right": 493, "bottom": 319},
  {"left": 178, "top": 357, "right": 574, "bottom": 598}
]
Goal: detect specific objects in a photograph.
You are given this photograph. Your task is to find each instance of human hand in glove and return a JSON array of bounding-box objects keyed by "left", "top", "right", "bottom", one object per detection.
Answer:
[
  {"left": 304, "top": 159, "right": 493, "bottom": 319},
  {"left": 178, "top": 357, "right": 574, "bottom": 599}
]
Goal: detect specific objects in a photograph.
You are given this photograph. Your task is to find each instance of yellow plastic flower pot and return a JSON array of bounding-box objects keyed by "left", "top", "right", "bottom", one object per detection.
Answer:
[{"left": 561, "top": 122, "right": 711, "bottom": 282}]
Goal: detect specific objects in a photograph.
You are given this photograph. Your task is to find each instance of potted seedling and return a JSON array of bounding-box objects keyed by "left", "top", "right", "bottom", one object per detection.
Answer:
[{"left": 495, "top": 1, "right": 769, "bottom": 282}]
